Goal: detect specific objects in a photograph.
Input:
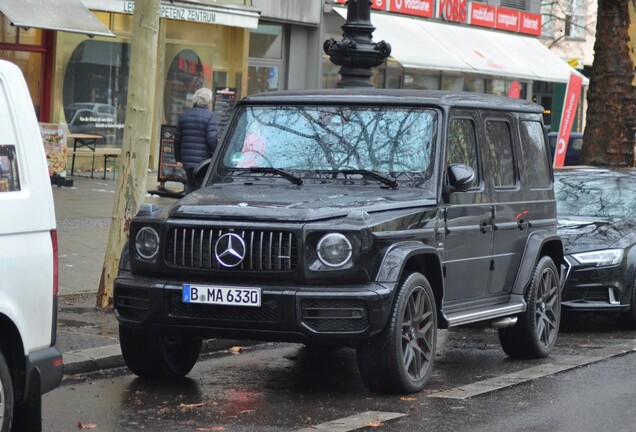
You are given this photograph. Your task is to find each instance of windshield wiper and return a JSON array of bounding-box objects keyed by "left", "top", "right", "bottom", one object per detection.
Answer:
[
  {"left": 227, "top": 167, "right": 303, "bottom": 185},
  {"left": 315, "top": 169, "right": 398, "bottom": 188}
]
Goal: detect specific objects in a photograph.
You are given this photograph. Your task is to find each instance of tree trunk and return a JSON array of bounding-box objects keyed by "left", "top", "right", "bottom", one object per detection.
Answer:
[
  {"left": 582, "top": 0, "right": 636, "bottom": 166},
  {"left": 96, "top": 0, "right": 161, "bottom": 308}
]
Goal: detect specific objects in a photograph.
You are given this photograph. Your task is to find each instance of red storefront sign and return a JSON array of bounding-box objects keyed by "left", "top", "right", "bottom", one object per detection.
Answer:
[
  {"left": 553, "top": 73, "right": 583, "bottom": 168},
  {"left": 470, "top": 2, "right": 495, "bottom": 28},
  {"left": 438, "top": 0, "right": 468, "bottom": 23},
  {"left": 519, "top": 11, "right": 542, "bottom": 36},
  {"left": 390, "top": 0, "right": 434, "bottom": 18},
  {"left": 495, "top": 7, "right": 519, "bottom": 32}
]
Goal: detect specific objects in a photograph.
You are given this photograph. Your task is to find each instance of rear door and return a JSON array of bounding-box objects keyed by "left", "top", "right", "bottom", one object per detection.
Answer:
[
  {"left": 481, "top": 112, "right": 526, "bottom": 296},
  {"left": 0, "top": 62, "right": 57, "bottom": 351}
]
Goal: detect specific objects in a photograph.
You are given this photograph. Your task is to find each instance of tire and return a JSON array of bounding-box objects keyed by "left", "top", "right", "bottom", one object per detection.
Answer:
[
  {"left": 357, "top": 273, "right": 437, "bottom": 394},
  {"left": 499, "top": 256, "right": 561, "bottom": 358},
  {"left": 0, "top": 350, "right": 14, "bottom": 432},
  {"left": 119, "top": 326, "right": 202, "bottom": 378},
  {"left": 617, "top": 274, "right": 636, "bottom": 330}
]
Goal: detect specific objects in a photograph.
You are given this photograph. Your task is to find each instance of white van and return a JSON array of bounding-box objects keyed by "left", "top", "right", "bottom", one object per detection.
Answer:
[{"left": 0, "top": 60, "right": 63, "bottom": 430}]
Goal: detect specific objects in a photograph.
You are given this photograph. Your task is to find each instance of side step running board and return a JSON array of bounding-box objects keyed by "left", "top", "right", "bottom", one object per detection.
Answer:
[{"left": 444, "top": 300, "right": 525, "bottom": 328}]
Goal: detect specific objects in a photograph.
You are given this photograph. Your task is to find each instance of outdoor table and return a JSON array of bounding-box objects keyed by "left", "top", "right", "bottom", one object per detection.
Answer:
[{"left": 68, "top": 133, "right": 103, "bottom": 178}]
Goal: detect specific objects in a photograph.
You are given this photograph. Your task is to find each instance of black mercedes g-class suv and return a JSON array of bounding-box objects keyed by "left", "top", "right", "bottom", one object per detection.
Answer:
[{"left": 115, "top": 89, "right": 566, "bottom": 394}]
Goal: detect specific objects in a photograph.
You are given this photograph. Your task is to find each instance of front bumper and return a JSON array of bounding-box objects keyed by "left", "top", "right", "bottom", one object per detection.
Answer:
[
  {"left": 114, "top": 273, "right": 395, "bottom": 343},
  {"left": 561, "top": 258, "right": 630, "bottom": 312}
]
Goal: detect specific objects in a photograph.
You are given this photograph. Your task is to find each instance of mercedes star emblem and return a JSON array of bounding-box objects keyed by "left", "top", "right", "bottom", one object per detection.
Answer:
[{"left": 215, "top": 233, "right": 246, "bottom": 267}]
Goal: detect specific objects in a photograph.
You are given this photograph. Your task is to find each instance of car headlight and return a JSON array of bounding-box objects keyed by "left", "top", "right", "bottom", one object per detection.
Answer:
[
  {"left": 135, "top": 227, "right": 160, "bottom": 260},
  {"left": 317, "top": 233, "right": 352, "bottom": 268},
  {"left": 571, "top": 249, "right": 623, "bottom": 267}
]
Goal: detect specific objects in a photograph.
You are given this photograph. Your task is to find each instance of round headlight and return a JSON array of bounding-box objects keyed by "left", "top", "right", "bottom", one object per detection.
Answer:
[
  {"left": 317, "top": 233, "right": 352, "bottom": 268},
  {"left": 135, "top": 227, "right": 160, "bottom": 260}
]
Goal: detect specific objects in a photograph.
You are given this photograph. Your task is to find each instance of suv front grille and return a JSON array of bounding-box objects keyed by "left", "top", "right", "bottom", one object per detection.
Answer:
[{"left": 165, "top": 227, "right": 298, "bottom": 272}]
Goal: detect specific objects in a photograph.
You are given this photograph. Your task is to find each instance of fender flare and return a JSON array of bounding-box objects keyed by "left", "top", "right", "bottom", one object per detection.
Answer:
[
  {"left": 376, "top": 241, "right": 443, "bottom": 283},
  {"left": 511, "top": 230, "right": 564, "bottom": 296}
]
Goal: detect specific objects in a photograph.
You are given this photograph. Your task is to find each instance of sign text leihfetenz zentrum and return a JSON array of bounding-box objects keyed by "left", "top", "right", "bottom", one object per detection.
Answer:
[{"left": 122, "top": 1, "right": 217, "bottom": 25}]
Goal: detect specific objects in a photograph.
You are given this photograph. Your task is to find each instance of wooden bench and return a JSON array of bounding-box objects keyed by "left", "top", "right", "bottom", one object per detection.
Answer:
[{"left": 67, "top": 149, "right": 121, "bottom": 180}]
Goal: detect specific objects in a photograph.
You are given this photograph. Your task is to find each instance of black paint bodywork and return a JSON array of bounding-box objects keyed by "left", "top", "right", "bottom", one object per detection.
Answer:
[
  {"left": 556, "top": 167, "right": 636, "bottom": 313},
  {"left": 115, "top": 89, "right": 563, "bottom": 344}
]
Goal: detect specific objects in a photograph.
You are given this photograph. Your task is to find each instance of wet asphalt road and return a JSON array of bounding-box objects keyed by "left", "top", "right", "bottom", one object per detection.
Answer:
[{"left": 43, "top": 314, "right": 636, "bottom": 432}]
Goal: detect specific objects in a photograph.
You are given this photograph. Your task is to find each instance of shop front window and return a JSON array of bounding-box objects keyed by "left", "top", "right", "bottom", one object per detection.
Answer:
[
  {"left": 62, "top": 40, "right": 130, "bottom": 146},
  {"left": 404, "top": 70, "right": 441, "bottom": 90},
  {"left": 248, "top": 66, "right": 279, "bottom": 94},
  {"left": 164, "top": 49, "right": 208, "bottom": 126}
]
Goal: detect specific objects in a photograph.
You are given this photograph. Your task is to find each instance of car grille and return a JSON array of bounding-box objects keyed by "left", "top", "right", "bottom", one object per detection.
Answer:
[
  {"left": 115, "top": 287, "right": 150, "bottom": 322},
  {"left": 301, "top": 299, "right": 369, "bottom": 333},
  {"left": 168, "top": 294, "right": 278, "bottom": 321},
  {"left": 165, "top": 227, "right": 298, "bottom": 272}
]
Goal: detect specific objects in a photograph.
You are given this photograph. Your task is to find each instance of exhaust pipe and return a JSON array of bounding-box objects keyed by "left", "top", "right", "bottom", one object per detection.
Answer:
[{"left": 490, "top": 316, "right": 518, "bottom": 328}]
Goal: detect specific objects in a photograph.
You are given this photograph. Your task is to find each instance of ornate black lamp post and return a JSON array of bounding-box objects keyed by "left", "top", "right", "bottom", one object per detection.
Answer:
[{"left": 323, "top": 0, "right": 391, "bottom": 88}]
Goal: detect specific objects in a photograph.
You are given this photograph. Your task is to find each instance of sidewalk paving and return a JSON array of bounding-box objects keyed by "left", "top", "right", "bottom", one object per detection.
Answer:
[{"left": 52, "top": 171, "right": 242, "bottom": 375}]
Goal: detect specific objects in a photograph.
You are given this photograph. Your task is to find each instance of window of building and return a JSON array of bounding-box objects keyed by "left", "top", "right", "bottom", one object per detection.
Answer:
[
  {"left": 55, "top": 17, "right": 246, "bottom": 145},
  {"left": 484, "top": 120, "right": 516, "bottom": 187},
  {"left": 0, "top": 145, "right": 21, "bottom": 192},
  {"left": 540, "top": 1, "right": 555, "bottom": 38},
  {"left": 565, "top": 0, "right": 586, "bottom": 39},
  {"left": 248, "top": 23, "right": 283, "bottom": 95},
  {"left": 1, "top": 15, "right": 45, "bottom": 119}
]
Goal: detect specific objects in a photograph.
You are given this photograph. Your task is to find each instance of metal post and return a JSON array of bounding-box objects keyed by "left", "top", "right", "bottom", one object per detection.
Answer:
[{"left": 323, "top": 0, "right": 391, "bottom": 88}]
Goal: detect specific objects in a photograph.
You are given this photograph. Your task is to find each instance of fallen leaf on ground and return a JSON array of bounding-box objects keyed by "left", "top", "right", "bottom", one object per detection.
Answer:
[
  {"left": 229, "top": 346, "right": 246, "bottom": 354},
  {"left": 365, "top": 421, "right": 383, "bottom": 427},
  {"left": 78, "top": 422, "right": 97, "bottom": 429},
  {"left": 195, "top": 427, "right": 225, "bottom": 431},
  {"left": 178, "top": 402, "right": 206, "bottom": 410},
  {"left": 400, "top": 397, "right": 417, "bottom": 401}
]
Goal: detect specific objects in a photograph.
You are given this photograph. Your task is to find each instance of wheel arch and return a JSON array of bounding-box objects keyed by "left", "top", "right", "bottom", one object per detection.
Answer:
[
  {"left": 376, "top": 241, "right": 447, "bottom": 328},
  {"left": 512, "top": 231, "right": 564, "bottom": 296},
  {"left": 0, "top": 313, "right": 26, "bottom": 403}
]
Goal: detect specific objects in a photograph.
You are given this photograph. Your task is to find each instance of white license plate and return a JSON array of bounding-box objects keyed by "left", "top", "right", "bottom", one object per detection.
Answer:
[{"left": 182, "top": 285, "right": 261, "bottom": 307}]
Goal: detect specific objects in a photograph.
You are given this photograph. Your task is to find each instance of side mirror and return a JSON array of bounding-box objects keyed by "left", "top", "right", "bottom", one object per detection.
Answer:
[
  {"left": 193, "top": 158, "right": 212, "bottom": 189},
  {"left": 447, "top": 163, "right": 475, "bottom": 192}
]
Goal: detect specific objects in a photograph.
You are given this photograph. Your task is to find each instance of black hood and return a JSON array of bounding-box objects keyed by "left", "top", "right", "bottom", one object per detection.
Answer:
[
  {"left": 557, "top": 216, "right": 636, "bottom": 254},
  {"left": 166, "top": 183, "right": 437, "bottom": 222}
]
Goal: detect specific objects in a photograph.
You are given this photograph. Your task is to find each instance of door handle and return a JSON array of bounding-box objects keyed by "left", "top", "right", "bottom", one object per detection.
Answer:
[
  {"left": 480, "top": 221, "right": 491, "bottom": 234},
  {"left": 517, "top": 219, "right": 530, "bottom": 230}
]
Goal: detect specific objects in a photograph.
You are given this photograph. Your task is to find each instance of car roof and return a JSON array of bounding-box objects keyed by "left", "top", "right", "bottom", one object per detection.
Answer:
[{"left": 239, "top": 89, "right": 544, "bottom": 114}]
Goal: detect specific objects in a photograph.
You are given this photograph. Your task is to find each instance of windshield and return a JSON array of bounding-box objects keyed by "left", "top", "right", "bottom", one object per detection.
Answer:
[
  {"left": 555, "top": 171, "right": 636, "bottom": 219},
  {"left": 215, "top": 105, "right": 438, "bottom": 187}
]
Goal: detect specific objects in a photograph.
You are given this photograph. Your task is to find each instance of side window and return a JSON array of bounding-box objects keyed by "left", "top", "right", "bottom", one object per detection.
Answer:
[
  {"left": 447, "top": 118, "right": 480, "bottom": 185},
  {"left": 0, "top": 145, "right": 21, "bottom": 192},
  {"left": 519, "top": 120, "right": 550, "bottom": 188},
  {"left": 484, "top": 120, "right": 515, "bottom": 187}
]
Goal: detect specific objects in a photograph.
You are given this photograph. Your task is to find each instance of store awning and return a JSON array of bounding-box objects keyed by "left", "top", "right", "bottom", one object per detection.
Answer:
[
  {"left": 0, "top": 0, "right": 114, "bottom": 37},
  {"left": 334, "top": 8, "right": 588, "bottom": 85}
]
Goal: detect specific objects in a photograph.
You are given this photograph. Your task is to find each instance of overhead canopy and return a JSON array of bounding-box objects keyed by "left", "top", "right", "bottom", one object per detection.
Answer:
[
  {"left": 334, "top": 7, "right": 588, "bottom": 85},
  {"left": 0, "top": 0, "right": 114, "bottom": 37}
]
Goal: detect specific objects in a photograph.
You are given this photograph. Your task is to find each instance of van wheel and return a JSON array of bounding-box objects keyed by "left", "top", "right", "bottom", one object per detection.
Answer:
[
  {"left": 119, "top": 326, "right": 202, "bottom": 378},
  {"left": 357, "top": 273, "right": 437, "bottom": 394},
  {"left": 499, "top": 256, "right": 560, "bottom": 358},
  {"left": 0, "top": 350, "right": 14, "bottom": 432}
]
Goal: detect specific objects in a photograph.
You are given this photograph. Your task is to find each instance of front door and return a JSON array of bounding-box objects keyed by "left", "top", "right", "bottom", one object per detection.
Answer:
[{"left": 442, "top": 112, "right": 493, "bottom": 303}]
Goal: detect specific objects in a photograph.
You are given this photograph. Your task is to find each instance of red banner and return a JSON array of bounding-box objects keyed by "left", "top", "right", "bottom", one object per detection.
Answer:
[
  {"left": 553, "top": 73, "right": 584, "bottom": 168},
  {"left": 391, "top": 0, "right": 434, "bottom": 18}
]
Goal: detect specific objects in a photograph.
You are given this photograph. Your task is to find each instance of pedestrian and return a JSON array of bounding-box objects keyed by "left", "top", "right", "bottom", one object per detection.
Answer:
[{"left": 174, "top": 87, "right": 218, "bottom": 194}]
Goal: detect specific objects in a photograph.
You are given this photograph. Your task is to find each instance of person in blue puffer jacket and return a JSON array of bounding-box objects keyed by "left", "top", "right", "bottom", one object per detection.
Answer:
[{"left": 174, "top": 87, "right": 218, "bottom": 194}]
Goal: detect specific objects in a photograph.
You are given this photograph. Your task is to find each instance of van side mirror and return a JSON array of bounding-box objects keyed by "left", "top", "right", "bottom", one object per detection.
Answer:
[
  {"left": 193, "top": 158, "right": 212, "bottom": 189},
  {"left": 447, "top": 164, "right": 475, "bottom": 192}
]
